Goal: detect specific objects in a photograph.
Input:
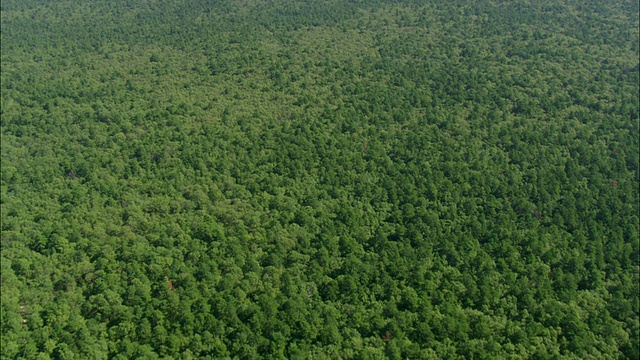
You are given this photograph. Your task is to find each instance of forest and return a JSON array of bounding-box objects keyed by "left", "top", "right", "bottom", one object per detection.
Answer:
[{"left": 1, "top": 0, "right": 638, "bottom": 359}]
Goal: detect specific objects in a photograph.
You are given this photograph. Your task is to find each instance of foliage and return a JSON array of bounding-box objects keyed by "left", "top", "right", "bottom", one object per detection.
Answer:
[{"left": 1, "top": 0, "right": 638, "bottom": 358}]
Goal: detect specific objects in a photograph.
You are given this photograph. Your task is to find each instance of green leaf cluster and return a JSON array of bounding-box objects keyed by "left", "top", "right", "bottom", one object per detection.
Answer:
[{"left": 1, "top": 0, "right": 638, "bottom": 358}]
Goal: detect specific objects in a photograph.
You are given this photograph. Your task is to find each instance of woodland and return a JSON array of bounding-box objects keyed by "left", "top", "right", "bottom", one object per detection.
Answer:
[{"left": 1, "top": 0, "right": 639, "bottom": 359}]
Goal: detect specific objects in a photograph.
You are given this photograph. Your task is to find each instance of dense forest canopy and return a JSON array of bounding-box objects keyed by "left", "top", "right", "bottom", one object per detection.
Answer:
[{"left": 1, "top": 0, "right": 638, "bottom": 359}]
